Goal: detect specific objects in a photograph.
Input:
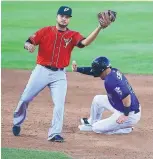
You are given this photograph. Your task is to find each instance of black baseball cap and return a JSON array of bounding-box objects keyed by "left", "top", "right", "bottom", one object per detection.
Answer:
[{"left": 57, "top": 6, "right": 72, "bottom": 17}]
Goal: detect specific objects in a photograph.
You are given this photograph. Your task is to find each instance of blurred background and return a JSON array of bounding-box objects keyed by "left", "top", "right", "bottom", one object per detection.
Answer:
[{"left": 1, "top": 1, "right": 153, "bottom": 74}]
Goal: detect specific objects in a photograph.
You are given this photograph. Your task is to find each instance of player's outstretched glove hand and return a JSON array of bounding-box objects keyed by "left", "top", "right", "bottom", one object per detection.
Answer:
[{"left": 98, "top": 10, "right": 117, "bottom": 29}]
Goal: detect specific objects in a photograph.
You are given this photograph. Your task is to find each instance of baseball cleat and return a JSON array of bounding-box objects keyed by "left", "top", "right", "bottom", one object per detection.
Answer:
[
  {"left": 81, "top": 118, "right": 91, "bottom": 125},
  {"left": 12, "top": 125, "right": 21, "bottom": 136},
  {"left": 78, "top": 125, "right": 92, "bottom": 132},
  {"left": 48, "top": 134, "right": 64, "bottom": 142}
]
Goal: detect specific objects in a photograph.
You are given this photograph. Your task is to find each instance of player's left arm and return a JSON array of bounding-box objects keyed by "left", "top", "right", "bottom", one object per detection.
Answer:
[
  {"left": 122, "top": 94, "right": 131, "bottom": 116},
  {"left": 75, "top": 10, "right": 117, "bottom": 47},
  {"left": 113, "top": 82, "right": 131, "bottom": 124},
  {"left": 107, "top": 70, "right": 132, "bottom": 124},
  {"left": 73, "top": 27, "right": 102, "bottom": 49},
  {"left": 24, "top": 27, "right": 47, "bottom": 53},
  {"left": 81, "top": 26, "right": 104, "bottom": 46},
  {"left": 116, "top": 94, "right": 131, "bottom": 124}
]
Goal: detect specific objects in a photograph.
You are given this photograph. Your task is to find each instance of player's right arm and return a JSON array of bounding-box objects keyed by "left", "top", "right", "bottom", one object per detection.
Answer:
[
  {"left": 24, "top": 27, "right": 47, "bottom": 53},
  {"left": 77, "top": 67, "right": 94, "bottom": 76},
  {"left": 24, "top": 39, "right": 36, "bottom": 53},
  {"left": 80, "top": 25, "right": 102, "bottom": 46}
]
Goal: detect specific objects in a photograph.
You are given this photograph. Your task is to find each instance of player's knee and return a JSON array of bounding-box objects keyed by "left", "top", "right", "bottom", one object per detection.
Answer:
[
  {"left": 93, "top": 95, "right": 100, "bottom": 104},
  {"left": 93, "top": 95, "right": 105, "bottom": 105}
]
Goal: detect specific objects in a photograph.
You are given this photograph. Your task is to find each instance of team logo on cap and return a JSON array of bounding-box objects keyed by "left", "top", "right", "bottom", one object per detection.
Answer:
[{"left": 64, "top": 8, "right": 69, "bottom": 12}]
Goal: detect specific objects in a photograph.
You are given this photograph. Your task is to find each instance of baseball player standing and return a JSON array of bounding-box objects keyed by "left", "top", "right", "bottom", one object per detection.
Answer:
[
  {"left": 12, "top": 6, "right": 116, "bottom": 142},
  {"left": 72, "top": 57, "right": 141, "bottom": 134}
]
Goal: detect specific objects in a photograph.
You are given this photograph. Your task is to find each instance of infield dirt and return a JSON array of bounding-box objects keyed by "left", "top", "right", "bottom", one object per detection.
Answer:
[{"left": 2, "top": 69, "right": 153, "bottom": 159}]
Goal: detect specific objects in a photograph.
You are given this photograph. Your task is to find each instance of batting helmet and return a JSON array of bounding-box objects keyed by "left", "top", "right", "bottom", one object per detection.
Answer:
[{"left": 91, "top": 56, "right": 112, "bottom": 77}]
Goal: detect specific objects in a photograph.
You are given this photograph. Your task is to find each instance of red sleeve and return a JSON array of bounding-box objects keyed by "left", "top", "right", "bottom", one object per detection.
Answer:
[
  {"left": 73, "top": 32, "right": 85, "bottom": 48},
  {"left": 29, "top": 27, "right": 47, "bottom": 45}
]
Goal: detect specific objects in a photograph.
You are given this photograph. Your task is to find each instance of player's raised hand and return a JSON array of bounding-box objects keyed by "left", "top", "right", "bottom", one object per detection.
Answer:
[
  {"left": 98, "top": 10, "right": 117, "bottom": 29},
  {"left": 72, "top": 60, "right": 77, "bottom": 72},
  {"left": 24, "top": 42, "right": 36, "bottom": 53}
]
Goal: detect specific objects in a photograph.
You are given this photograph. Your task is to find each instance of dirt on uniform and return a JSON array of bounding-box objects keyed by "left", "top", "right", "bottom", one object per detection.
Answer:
[{"left": 1, "top": 69, "right": 153, "bottom": 159}]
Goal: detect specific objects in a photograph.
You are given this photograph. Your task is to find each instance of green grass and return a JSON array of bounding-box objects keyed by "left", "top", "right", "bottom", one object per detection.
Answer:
[
  {"left": 1, "top": 1, "right": 153, "bottom": 74},
  {"left": 1, "top": 148, "right": 72, "bottom": 159}
]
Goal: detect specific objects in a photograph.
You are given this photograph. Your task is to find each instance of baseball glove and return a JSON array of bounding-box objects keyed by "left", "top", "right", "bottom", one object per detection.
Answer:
[{"left": 98, "top": 10, "right": 117, "bottom": 29}]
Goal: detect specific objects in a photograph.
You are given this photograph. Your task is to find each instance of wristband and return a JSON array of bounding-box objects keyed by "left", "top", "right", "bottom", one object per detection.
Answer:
[{"left": 123, "top": 106, "right": 130, "bottom": 116}]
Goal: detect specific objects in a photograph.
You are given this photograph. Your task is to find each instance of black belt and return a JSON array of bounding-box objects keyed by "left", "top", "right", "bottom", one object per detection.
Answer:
[{"left": 44, "top": 66, "right": 64, "bottom": 71}]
